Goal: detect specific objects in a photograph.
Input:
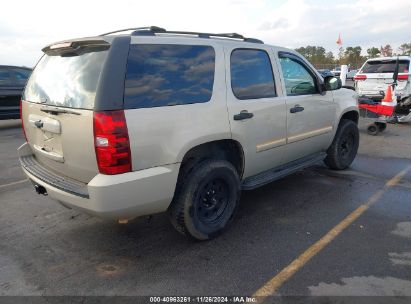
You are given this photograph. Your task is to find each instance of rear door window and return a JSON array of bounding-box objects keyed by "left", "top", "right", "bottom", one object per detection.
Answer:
[
  {"left": 230, "top": 49, "right": 276, "bottom": 100},
  {"left": 361, "top": 60, "right": 409, "bottom": 73},
  {"left": 124, "top": 44, "right": 215, "bottom": 109},
  {"left": 23, "top": 50, "right": 108, "bottom": 109}
]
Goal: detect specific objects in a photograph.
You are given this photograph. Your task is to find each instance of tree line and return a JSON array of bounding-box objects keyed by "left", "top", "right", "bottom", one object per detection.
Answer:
[{"left": 295, "top": 43, "right": 411, "bottom": 69}]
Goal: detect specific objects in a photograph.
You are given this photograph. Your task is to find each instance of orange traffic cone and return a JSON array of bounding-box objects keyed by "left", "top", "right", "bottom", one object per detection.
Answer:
[
  {"left": 382, "top": 85, "right": 393, "bottom": 102},
  {"left": 379, "top": 85, "right": 396, "bottom": 117}
]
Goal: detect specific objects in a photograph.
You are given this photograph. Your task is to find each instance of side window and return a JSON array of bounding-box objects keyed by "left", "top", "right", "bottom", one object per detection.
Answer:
[
  {"left": 230, "top": 49, "right": 276, "bottom": 100},
  {"left": 11, "top": 68, "right": 31, "bottom": 86},
  {"left": 124, "top": 44, "right": 215, "bottom": 109},
  {"left": 279, "top": 56, "right": 317, "bottom": 96},
  {"left": 0, "top": 68, "right": 11, "bottom": 86}
]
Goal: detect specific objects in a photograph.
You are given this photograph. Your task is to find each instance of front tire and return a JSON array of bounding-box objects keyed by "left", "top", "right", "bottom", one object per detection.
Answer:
[
  {"left": 169, "top": 159, "right": 241, "bottom": 240},
  {"left": 324, "top": 119, "right": 359, "bottom": 170}
]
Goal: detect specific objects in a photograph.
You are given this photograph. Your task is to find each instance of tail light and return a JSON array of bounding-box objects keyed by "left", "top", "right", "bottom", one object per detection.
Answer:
[
  {"left": 397, "top": 74, "right": 409, "bottom": 81},
  {"left": 354, "top": 74, "right": 367, "bottom": 81},
  {"left": 20, "top": 100, "right": 27, "bottom": 141},
  {"left": 93, "top": 110, "right": 132, "bottom": 175}
]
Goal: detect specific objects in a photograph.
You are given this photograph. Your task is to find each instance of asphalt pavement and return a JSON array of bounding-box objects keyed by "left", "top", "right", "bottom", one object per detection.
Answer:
[{"left": 0, "top": 118, "right": 410, "bottom": 300}]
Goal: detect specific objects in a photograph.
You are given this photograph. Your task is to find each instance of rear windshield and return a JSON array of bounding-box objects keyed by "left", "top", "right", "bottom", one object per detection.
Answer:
[
  {"left": 361, "top": 60, "right": 409, "bottom": 74},
  {"left": 124, "top": 44, "right": 215, "bottom": 109},
  {"left": 23, "top": 50, "right": 108, "bottom": 109}
]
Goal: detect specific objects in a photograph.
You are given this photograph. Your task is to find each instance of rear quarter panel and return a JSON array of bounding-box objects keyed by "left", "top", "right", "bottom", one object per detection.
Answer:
[{"left": 125, "top": 38, "right": 231, "bottom": 171}]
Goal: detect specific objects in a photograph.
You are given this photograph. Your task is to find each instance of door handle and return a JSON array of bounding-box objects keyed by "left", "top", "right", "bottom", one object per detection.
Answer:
[
  {"left": 290, "top": 105, "right": 304, "bottom": 113},
  {"left": 234, "top": 110, "right": 254, "bottom": 121}
]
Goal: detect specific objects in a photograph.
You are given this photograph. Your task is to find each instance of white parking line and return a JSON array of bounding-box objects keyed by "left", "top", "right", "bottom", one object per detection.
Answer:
[{"left": 0, "top": 179, "right": 28, "bottom": 189}]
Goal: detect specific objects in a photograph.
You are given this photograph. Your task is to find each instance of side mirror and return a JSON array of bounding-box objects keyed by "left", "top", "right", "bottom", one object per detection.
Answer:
[{"left": 324, "top": 76, "right": 342, "bottom": 91}]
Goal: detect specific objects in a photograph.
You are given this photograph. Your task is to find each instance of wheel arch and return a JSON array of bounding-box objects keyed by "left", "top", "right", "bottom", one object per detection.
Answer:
[
  {"left": 177, "top": 139, "right": 245, "bottom": 179},
  {"left": 338, "top": 108, "right": 359, "bottom": 125}
]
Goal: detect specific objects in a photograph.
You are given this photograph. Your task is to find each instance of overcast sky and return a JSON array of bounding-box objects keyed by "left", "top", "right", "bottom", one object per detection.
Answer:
[{"left": 1, "top": 0, "right": 410, "bottom": 67}]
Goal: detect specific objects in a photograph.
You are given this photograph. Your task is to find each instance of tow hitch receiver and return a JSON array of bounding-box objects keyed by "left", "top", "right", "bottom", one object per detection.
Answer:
[{"left": 34, "top": 184, "right": 47, "bottom": 196}]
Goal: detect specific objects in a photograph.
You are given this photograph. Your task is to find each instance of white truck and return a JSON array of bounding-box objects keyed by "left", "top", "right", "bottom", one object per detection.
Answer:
[{"left": 355, "top": 56, "right": 411, "bottom": 122}]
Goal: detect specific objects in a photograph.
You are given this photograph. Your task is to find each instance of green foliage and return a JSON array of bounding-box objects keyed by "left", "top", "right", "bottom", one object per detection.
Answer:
[
  {"left": 295, "top": 46, "right": 335, "bottom": 64},
  {"left": 380, "top": 44, "right": 393, "bottom": 57},
  {"left": 344, "top": 46, "right": 362, "bottom": 62},
  {"left": 295, "top": 43, "right": 409, "bottom": 69},
  {"left": 295, "top": 45, "right": 365, "bottom": 68},
  {"left": 398, "top": 43, "right": 411, "bottom": 55},
  {"left": 366, "top": 47, "right": 380, "bottom": 58}
]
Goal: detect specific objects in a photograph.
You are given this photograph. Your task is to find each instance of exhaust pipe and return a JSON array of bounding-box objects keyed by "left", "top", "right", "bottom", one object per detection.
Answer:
[{"left": 34, "top": 184, "right": 47, "bottom": 196}]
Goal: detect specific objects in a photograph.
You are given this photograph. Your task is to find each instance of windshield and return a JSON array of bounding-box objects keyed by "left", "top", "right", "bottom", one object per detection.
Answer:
[
  {"left": 23, "top": 50, "right": 108, "bottom": 109},
  {"left": 361, "top": 60, "right": 409, "bottom": 74}
]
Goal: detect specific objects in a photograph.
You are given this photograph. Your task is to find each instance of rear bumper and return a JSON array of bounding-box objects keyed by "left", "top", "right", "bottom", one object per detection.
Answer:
[{"left": 18, "top": 142, "right": 180, "bottom": 220}]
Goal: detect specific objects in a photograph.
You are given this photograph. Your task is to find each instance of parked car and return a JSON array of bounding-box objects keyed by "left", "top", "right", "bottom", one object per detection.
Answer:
[
  {"left": 346, "top": 69, "right": 358, "bottom": 80},
  {"left": 0, "top": 65, "right": 31, "bottom": 120},
  {"left": 331, "top": 67, "right": 341, "bottom": 77},
  {"left": 18, "top": 26, "right": 359, "bottom": 240},
  {"left": 355, "top": 56, "right": 411, "bottom": 122}
]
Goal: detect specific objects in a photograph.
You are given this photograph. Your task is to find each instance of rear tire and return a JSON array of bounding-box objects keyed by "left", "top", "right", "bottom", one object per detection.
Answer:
[
  {"left": 169, "top": 159, "right": 241, "bottom": 240},
  {"left": 324, "top": 119, "right": 359, "bottom": 170}
]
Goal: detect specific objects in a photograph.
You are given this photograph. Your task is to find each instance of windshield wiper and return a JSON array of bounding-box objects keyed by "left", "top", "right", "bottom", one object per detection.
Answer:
[{"left": 40, "top": 107, "right": 81, "bottom": 115}]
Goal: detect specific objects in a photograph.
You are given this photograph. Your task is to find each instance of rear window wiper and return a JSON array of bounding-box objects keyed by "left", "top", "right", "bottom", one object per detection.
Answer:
[{"left": 40, "top": 107, "right": 81, "bottom": 115}]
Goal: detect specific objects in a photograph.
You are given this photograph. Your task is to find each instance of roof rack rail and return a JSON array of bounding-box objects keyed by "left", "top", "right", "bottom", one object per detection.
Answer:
[
  {"left": 100, "top": 26, "right": 264, "bottom": 44},
  {"left": 216, "top": 33, "right": 264, "bottom": 44},
  {"left": 99, "top": 26, "right": 166, "bottom": 36}
]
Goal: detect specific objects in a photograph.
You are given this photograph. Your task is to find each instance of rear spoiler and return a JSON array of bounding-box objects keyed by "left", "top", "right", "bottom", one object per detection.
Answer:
[{"left": 42, "top": 38, "right": 110, "bottom": 56}]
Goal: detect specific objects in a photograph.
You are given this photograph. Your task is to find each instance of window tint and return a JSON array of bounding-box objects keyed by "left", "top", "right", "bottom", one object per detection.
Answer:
[
  {"left": 11, "top": 68, "right": 31, "bottom": 86},
  {"left": 0, "top": 68, "right": 11, "bottom": 86},
  {"left": 279, "top": 57, "right": 317, "bottom": 96},
  {"left": 230, "top": 49, "right": 276, "bottom": 100},
  {"left": 361, "top": 60, "right": 409, "bottom": 73},
  {"left": 23, "top": 50, "right": 108, "bottom": 109},
  {"left": 13, "top": 68, "right": 31, "bottom": 79},
  {"left": 124, "top": 44, "right": 215, "bottom": 109}
]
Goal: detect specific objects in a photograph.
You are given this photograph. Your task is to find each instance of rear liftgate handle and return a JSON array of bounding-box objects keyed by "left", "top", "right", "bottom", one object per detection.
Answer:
[
  {"left": 290, "top": 104, "right": 305, "bottom": 113},
  {"left": 234, "top": 110, "right": 254, "bottom": 121}
]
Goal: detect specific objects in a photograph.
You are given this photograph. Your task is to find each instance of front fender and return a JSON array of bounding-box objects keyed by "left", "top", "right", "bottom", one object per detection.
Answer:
[{"left": 332, "top": 88, "right": 359, "bottom": 129}]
